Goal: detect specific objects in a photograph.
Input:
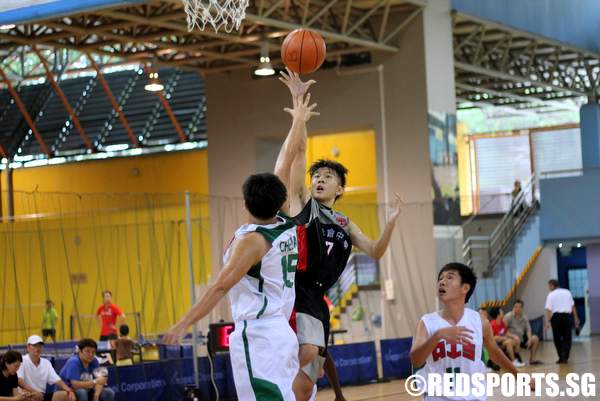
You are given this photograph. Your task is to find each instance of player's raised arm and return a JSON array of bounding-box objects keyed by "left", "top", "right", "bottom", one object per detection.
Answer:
[
  {"left": 162, "top": 233, "right": 269, "bottom": 344},
  {"left": 348, "top": 193, "right": 403, "bottom": 259},
  {"left": 273, "top": 69, "right": 316, "bottom": 190}
]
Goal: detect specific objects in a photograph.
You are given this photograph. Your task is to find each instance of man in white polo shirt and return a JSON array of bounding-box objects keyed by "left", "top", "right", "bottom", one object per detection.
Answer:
[
  {"left": 17, "top": 335, "right": 76, "bottom": 401},
  {"left": 544, "top": 279, "right": 581, "bottom": 364}
]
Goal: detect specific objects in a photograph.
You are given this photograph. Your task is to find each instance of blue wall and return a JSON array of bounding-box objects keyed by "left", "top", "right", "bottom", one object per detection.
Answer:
[
  {"left": 539, "top": 169, "right": 600, "bottom": 242},
  {"left": 452, "top": 0, "right": 600, "bottom": 53}
]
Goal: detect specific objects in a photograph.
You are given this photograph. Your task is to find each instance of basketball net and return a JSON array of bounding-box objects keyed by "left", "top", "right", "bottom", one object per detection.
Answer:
[{"left": 181, "top": 0, "right": 249, "bottom": 33}]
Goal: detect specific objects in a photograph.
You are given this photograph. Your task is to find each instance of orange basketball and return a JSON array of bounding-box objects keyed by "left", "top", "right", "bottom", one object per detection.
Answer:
[{"left": 281, "top": 29, "right": 326, "bottom": 75}]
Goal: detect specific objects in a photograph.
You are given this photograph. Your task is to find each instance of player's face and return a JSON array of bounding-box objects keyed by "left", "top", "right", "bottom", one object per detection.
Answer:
[
  {"left": 310, "top": 167, "right": 343, "bottom": 202},
  {"left": 103, "top": 292, "right": 112, "bottom": 303},
  {"left": 437, "top": 270, "right": 468, "bottom": 304}
]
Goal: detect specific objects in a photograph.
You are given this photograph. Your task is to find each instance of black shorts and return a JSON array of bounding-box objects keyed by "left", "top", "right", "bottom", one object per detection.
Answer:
[
  {"left": 42, "top": 329, "right": 56, "bottom": 338},
  {"left": 294, "top": 279, "right": 330, "bottom": 349}
]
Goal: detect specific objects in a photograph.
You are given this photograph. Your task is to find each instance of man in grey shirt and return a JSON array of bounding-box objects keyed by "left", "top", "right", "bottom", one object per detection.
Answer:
[{"left": 504, "top": 299, "right": 542, "bottom": 365}]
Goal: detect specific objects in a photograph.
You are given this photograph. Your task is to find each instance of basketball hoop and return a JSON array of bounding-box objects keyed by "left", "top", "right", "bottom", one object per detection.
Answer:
[{"left": 181, "top": 0, "right": 249, "bottom": 33}]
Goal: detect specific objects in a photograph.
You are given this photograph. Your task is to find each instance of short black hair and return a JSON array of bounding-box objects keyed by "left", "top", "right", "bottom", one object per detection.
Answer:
[
  {"left": 0, "top": 350, "right": 22, "bottom": 370},
  {"left": 478, "top": 306, "right": 488, "bottom": 313},
  {"left": 78, "top": 338, "right": 98, "bottom": 351},
  {"left": 514, "top": 299, "right": 524, "bottom": 306},
  {"left": 242, "top": 173, "right": 287, "bottom": 220},
  {"left": 309, "top": 159, "right": 348, "bottom": 189},
  {"left": 438, "top": 262, "right": 477, "bottom": 302},
  {"left": 119, "top": 324, "right": 130, "bottom": 336},
  {"left": 488, "top": 307, "right": 501, "bottom": 319},
  {"left": 548, "top": 279, "right": 559, "bottom": 288}
]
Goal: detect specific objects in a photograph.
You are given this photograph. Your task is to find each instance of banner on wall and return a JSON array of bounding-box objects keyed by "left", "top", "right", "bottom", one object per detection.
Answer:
[
  {"left": 381, "top": 337, "right": 412, "bottom": 379},
  {"left": 317, "top": 341, "right": 378, "bottom": 388},
  {"left": 429, "top": 111, "right": 460, "bottom": 225}
]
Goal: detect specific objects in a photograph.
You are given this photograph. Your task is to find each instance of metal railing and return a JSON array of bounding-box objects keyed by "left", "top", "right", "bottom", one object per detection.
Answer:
[{"left": 463, "top": 176, "right": 538, "bottom": 275}]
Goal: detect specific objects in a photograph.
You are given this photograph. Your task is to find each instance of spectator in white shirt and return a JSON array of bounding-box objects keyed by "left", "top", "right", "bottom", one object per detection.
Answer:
[
  {"left": 544, "top": 279, "right": 580, "bottom": 364},
  {"left": 17, "top": 335, "right": 75, "bottom": 401}
]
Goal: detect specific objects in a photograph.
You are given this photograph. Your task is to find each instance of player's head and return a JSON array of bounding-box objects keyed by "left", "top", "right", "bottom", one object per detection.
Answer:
[
  {"left": 308, "top": 159, "right": 348, "bottom": 203},
  {"left": 548, "top": 279, "right": 559, "bottom": 291},
  {"left": 102, "top": 290, "right": 112, "bottom": 303},
  {"left": 77, "top": 338, "right": 97, "bottom": 364},
  {"left": 242, "top": 173, "right": 287, "bottom": 220},
  {"left": 512, "top": 299, "right": 524, "bottom": 315},
  {"left": 119, "top": 324, "right": 130, "bottom": 337},
  {"left": 46, "top": 299, "right": 53, "bottom": 308},
  {"left": 478, "top": 306, "right": 489, "bottom": 320},
  {"left": 437, "top": 262, "right": 477, "bottom": 304}
]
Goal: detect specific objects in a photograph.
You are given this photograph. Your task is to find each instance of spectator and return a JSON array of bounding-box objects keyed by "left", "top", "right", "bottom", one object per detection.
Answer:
[
  {"left": 504, "top": 300, "right": 542, "bottom": 365},
  {"left": 1, "top": 350, "right": 34, "bottom": 400},
  {"left": 114, "top": 325, "right": 138, "bottom": 367},
  {"left": 545, "top": 279, "right": 580, "bottom": 364},
  {"left": 17, "top": 335, "right": 75, "bottom": 401},
  {"left": 511, "top": 180, "right": 525, "bottom": 217},
  {"left": 478, "top": 306, "right": 489, "bottom": 321},
  {"left": 59, "top": 339, "right": 114, "bottom": 401},
  {"left": 41, "top": 301, "right": 59, "bottom": 343},
  {"left": 96, "top": 291, "right": 125, "bottom": 341},
  {"left": 489, "top": 308, "right": 522, "bottom": 367}
]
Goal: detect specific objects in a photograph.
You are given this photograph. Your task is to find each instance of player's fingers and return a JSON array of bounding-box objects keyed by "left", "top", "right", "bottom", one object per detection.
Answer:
[
  {"left": 304, "top": 93, "right": 311, "bottom": 105},
  {"left": 306, "top": 79, "right": 317, "bottom": 87},
  {"left": 308, "top": 102, "right": 318, "bottom": 110},
  {"left": 283, "top": 108, "right": 293, "bottom": 114},
  {"left": 310, "top": 112, "right": 321, "bottom": 117},
  {"left": 279, "top": 71, "right": 290, "bottom": 81}
]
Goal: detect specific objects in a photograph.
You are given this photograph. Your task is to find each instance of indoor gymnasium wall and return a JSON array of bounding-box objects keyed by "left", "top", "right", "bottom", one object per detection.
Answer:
[{"left": 0, "top": 150, "right": 212, "bottom": 344}]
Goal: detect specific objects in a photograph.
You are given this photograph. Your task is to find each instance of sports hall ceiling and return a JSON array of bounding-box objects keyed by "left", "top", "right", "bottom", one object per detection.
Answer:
[{"left": 0, "top": 0, "right": 598, "bottom": 110}]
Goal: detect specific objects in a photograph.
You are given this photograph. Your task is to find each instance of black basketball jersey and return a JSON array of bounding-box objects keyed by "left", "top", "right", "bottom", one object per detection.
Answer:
[{"left": 293, "top": 198, "right": 353, "bottom": 292}]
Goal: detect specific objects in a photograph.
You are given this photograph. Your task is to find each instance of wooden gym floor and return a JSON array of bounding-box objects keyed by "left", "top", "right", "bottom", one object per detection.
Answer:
[{"left": 316, "top": 337, "right": 600, "bottom": 400}]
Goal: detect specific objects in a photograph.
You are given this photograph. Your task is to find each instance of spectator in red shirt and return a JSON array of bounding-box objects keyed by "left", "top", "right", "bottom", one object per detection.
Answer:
[
  {"left": 96, "top": 291, "right": 125, "bottom": 341},
  {"left": 489, "top": 307, "right": 523, "bottom": 367}
]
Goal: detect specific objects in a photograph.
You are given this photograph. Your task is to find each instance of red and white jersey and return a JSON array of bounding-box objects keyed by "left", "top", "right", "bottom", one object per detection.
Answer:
[{"left": 416, "top": 308, "right": 487, "bottom": 401}]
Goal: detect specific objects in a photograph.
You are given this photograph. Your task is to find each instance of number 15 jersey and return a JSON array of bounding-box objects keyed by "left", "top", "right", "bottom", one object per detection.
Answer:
[{"left": 225, "top": 215, "right": 299, "bottom": 322}]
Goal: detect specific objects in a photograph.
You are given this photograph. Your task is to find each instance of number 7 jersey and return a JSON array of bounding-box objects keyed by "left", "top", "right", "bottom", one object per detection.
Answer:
[{"left": 225, "top": 215, "right": 300, "bottom": 322}]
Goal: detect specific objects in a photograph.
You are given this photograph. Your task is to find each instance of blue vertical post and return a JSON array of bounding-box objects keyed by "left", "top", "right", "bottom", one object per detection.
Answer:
[{"left": 580, "top": 103, "right": 600, "bottom": 170}]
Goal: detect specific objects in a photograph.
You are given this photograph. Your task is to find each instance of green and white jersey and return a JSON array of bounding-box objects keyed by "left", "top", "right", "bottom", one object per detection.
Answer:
[{"left": 225, "top": 215, "right": 299, "bottom": 322}]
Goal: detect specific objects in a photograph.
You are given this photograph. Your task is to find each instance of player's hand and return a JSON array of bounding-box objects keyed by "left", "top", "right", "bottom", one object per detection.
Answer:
[
  {"left": 284, "top": 92, "right": 319, "bottom": 122},
  {"left": 387, "top": 193, "right": 404, "bottom": 223},
  {"left": 436, "top": 326, "right": 474, "bottom": 344},
  {"left": 67, "top": 391, "right": 76, "bottom": 401},
  {"left": 526, "top": 339, "right": 532, "bottom": 349},
  {"left": 163, "top": 322, "right": 187, "bottom": 345},
  {"left": 574, "top": 317, "right": 580, "bottom": 328},
  {"left": 279, "top": 67, "right": 316, "bottom": 103},
  {"left": 544, "top": 322, "right": 550, "bottom": 331}
]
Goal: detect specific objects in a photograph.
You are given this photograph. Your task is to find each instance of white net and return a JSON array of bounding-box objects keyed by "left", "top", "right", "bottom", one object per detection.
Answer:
[{"left": 181, "top": 0, "right": 250, "bottom": 33}]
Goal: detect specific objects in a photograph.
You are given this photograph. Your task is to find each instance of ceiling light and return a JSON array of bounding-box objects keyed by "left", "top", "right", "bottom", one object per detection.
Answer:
[
  {"left": 0, "top": 24, "right": 15, "bottom": 30},
  {"left": 144, "top": 69, "right": 164, "bottom": 92},
  {"left": 254, "top": 42, "right": 275, "bottom": 77}
]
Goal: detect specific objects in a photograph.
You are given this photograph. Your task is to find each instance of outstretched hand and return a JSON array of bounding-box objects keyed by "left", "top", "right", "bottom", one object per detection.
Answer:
[
  {"left": 388, "top": 192, "right": 404, "bottom": 223},
  {"left": 162, "top": 322, "right": 187, "bottom": 345},
  {"left": 284, "top": 92, "right": 320, "bottom": 122},
  {"left": 279, "top": 67, "right": 316, "bottom": 105}
]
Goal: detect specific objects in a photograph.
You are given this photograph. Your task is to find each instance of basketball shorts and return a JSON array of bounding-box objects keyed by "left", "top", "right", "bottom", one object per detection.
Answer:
[{"left": 229, "top": 316, "right": 299, "bottom": 401}]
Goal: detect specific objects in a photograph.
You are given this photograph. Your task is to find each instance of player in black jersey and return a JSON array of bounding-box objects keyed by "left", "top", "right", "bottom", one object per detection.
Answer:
[{"left": 275, "top": 69, "right": 403, "bottom": 401}]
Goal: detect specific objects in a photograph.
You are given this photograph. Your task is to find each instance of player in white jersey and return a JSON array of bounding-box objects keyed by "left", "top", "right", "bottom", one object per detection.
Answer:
[
  {"left": 410, "top": 263, "right": 524, "bottom": 401},
  {"left": 164, "top": 173, "right": 300, "bottom": 401}
]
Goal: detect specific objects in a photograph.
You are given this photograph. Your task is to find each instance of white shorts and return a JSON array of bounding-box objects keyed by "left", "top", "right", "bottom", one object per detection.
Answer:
[{"left": 229, "top": 316, "right": 299, "bottom": 401}]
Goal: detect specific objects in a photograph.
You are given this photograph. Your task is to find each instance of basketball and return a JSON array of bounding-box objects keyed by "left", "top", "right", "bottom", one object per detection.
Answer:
[{"left": 281, "top": 28, "right": 326, "bottom": 75}]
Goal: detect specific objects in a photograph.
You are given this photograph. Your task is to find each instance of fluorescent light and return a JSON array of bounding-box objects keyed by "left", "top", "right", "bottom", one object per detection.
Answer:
[
  {"left": 0, "top": 24, "right": 15, "bottom": 30},
  {"left": 104, "top": 144, "right": 129, "bottom": 152},
  {"left": 144, "top": 82, "right": 164, "bottom": 92}
]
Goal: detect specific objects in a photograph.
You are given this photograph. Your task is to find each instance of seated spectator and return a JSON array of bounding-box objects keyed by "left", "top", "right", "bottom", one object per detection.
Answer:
[
  {"left": 59, "top": 339, "right": 114, "bottom": 401},
  {"left": 17, "top": 335, "right": 75, "bottom": 401},
  {"left": 489, "top": 308, "right": 522, "bottom": 367},
  {"left": 504, "top": 300, "right": 542, "bottom": 365},
  {"left": 1, "top": 350, "right": 37, "bottom": 401},
  {"left": 114, "top": 325, "right": 138, "bottom": 367}
]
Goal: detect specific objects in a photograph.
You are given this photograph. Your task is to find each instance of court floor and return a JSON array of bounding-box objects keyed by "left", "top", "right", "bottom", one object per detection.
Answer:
[{"left": 316, "top": 337, "right": 600, "bottom": 400}]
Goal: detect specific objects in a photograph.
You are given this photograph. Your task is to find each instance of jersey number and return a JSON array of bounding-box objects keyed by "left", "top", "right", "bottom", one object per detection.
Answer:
[
  {"left": 325, "top": 241, "right": 334, "bottom": 255},
  {"left": 281, "top": 254, "right": 297, "bottom": 288}
]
